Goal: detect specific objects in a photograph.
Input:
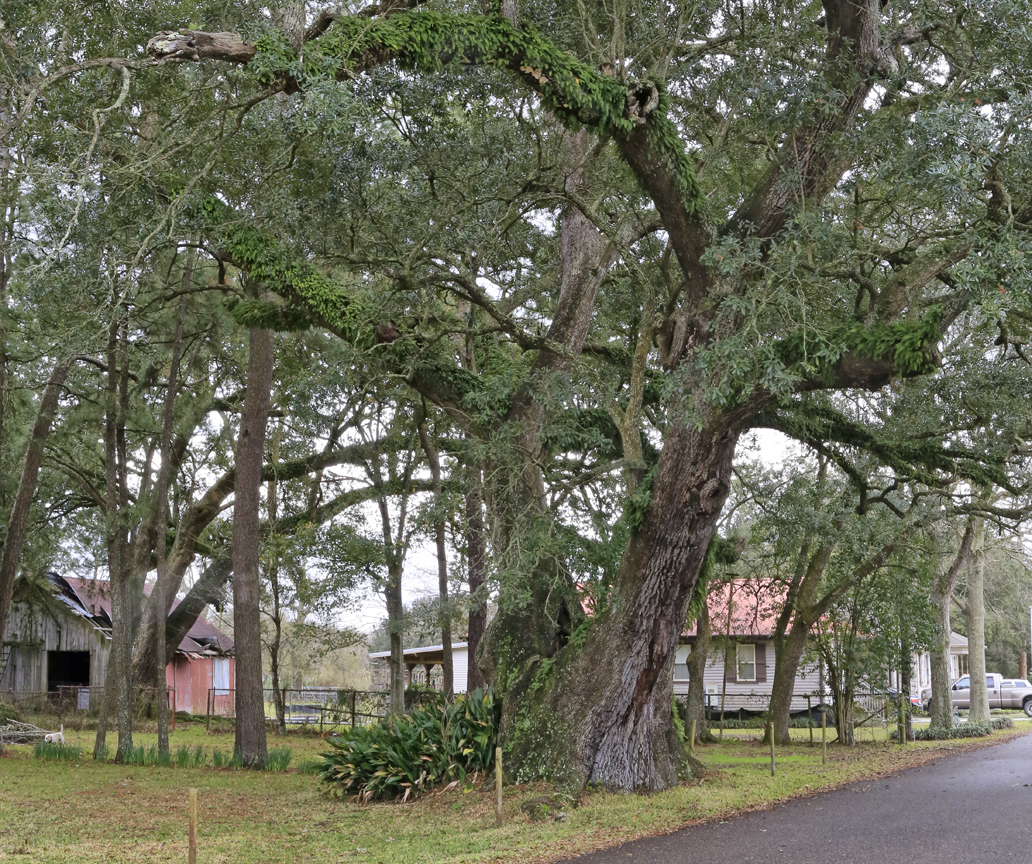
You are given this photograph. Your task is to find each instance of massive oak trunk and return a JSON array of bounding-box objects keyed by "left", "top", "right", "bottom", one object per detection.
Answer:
[{"left": 501, "top": 420, "right": 741, "bottom": 790}]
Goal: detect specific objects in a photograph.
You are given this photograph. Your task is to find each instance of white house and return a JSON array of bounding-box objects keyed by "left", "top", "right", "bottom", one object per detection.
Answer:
[
  {"left": 888, "top": 631, "right": 969, "bottom": 700},
  {"left": 368, "top": 642, "right": 470, "bottom": 694},
  {"left": 676, "top": 580, "right": 824, "bottom": 716}
]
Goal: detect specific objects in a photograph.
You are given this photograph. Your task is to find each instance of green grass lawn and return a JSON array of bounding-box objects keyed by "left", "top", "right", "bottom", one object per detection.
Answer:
[{"left": 0, "top": 719, "right": 1023, "bottom": 864}]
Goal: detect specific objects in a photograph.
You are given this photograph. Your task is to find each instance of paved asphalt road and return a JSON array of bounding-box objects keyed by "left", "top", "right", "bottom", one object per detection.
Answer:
[{"left": 562, "top": 732, "right": 1032, "bottom": 863}]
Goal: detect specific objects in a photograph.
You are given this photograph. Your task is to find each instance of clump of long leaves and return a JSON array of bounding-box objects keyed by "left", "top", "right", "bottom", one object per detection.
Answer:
[{"left": 318, "top": 688, "right": 499, "bottom": 802}]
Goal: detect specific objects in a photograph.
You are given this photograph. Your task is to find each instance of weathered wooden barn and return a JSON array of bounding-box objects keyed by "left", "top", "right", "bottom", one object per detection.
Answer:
[{"left": 0, "top": 573, "right": 234, "bottom": 715}]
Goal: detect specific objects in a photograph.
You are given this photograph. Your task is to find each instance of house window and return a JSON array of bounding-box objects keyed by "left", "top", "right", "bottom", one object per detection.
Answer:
[
  {"left": 213, "top": 658, "right": 230, "bottom": 694},
  {"left": 737, "top": 644, "right": 756, "bottom": 682}
]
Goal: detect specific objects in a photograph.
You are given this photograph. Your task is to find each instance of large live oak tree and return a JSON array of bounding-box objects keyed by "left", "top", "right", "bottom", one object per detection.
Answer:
[{"left": 135, "top": 0, "right": 1032, "bottom": 790}]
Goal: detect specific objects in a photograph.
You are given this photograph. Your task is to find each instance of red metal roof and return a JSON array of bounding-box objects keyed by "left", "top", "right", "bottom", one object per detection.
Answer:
[{"left": 683, "top": 579, "right": 784, "bottom": 638}]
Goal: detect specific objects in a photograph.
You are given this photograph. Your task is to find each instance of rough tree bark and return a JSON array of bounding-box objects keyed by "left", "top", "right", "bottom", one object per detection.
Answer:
[
  {"left": 232, "top": 325, "right": 274, "bottom": 768},
  {"left": 929, "top": 522, "right": 975, "bottom": 733},
  {"left": 499, "top": 418, "right": 743, "bottom": 789}
]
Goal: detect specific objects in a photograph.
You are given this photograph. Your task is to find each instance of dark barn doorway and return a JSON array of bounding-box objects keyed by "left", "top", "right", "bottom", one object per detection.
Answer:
[{"left": 47, "top": 650, "right": 90, "bottom": 691}]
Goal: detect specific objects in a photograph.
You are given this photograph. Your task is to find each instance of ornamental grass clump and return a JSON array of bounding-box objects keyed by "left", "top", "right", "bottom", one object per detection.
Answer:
[
  {"left": 34, "top": 741, "right": 82, "bottom": 762},
  {"left": 318, "top": 688, "right": 499, "bottom": 802}
]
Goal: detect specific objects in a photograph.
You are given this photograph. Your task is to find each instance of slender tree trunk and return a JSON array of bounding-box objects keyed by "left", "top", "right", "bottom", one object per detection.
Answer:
[
  {"left": 385, "top": 559, "right": 405, "bottom": 714},
  {"left": 685, "top": 598, "right": 712, "bottom": 744},
  {"left": 269, "top": 615, "right": 286, "bottom": 735},
  {"left": 418, "top": 419, "right": 452, "bottom": 697},
  {"left": 900, "top": 627, "right": 914, "bottom": 741},
  {"left": 465, "top": 461, "right": 487, "bottom": 692},
  {"left": 110, "top": 322, "right": 134, "bottom": 762},
  {"left": 232, "top": 326, "right": 274, "bottom": 768},
  {"left": 0, "top": 355, "right": 74, "bottom": 647},
  {"left": 768, "top": 619, "right": 810, "bottom": 745},
  {"left": 965, "top": 515, "right": 989, "bottom": 724},
  {"left": 267, "top": 419, "right": 287, "bottom": 736},
  {"left": 92, "top": 323, "right": 117, "bottom": 758},
  {"left": 929, "top": 522, "right": 975, "bottom": 732},
  {"left": 153, "top": 293, "right": 187, "bottom": 756}
]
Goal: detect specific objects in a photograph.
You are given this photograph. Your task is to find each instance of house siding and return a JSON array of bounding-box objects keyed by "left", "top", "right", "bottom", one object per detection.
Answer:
[
  {"left": 673, "top": 641, "right": 824, "bottom": 713},
  {"left": 2, "top": 601, "right": 111, "bottom": 698}
]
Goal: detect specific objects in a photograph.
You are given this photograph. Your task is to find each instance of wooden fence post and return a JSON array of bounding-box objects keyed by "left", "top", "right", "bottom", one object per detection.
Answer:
[
  {"left": 188, "top": 787, "right": 197, "bottom": 864},
  {"left": 821, "top": 707, "right": 827, "bottom": 765},
  {"left": 495, "top": 746, "right": 503, "bottom": 827},
  {"left": 807, "top": 696, "right": 813, "bottom": 747}
]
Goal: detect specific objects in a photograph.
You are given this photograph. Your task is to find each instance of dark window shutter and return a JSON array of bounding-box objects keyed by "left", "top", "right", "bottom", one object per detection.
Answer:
[
  {"left": 755, "top": 642, "right": 767, "bottom": 683},
  {"left": 725, "top": 643, "right": 737, "bottom": 683}
]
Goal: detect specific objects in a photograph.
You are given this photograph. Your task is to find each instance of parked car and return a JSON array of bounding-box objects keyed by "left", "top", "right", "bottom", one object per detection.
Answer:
[{"left": 921, "top": 674, "right": 1032, "bottom": 716}]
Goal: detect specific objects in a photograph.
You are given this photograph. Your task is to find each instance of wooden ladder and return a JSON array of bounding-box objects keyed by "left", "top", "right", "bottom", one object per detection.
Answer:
[{"left": 0, "top": 647, "right": 10, "bottom": 688}]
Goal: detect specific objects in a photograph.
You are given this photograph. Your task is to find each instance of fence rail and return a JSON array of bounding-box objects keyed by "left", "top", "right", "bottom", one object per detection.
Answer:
[
  {"left": 0, "top": 686, "right": 174, "bottom": 722},
  {"left": 205, "top": 687, "right": 438, "bottom": 732},
  {"left": 692, "top": 688, "right": 899, "bottom": 724}
]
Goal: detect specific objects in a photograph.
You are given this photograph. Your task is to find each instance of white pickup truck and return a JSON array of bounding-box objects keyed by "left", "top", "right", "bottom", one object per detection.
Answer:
[{"left": 950, "top": 674, "right": 1032, "bottom": 715}]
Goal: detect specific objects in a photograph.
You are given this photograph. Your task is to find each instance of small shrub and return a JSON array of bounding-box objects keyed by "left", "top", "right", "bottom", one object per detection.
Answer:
[
  {"left": 912, "top": 716, "right": 1013, "bottom": 741},
  {"left": 319, "top": 688, "right": 499, "bottom": 802},
  {"left": 34, "top": 742, "right": 82, "bottom": 762},
  {"left": 94, "top": 744, "right": 109, "bottom": 762},
  {"left": 266, "top": 747, "right": 293, "bottom": 772},
  {"left": 0, "top": 704, "right": 21, "bottom": 725}
]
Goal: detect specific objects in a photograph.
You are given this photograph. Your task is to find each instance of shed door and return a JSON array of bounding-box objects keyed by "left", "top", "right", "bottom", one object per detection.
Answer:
[
  {"left": 47, "top": 650, "right": 90, "bottom": 691},
  {"left": 213, "top": 658, "right": 231, "bottom": 693}
]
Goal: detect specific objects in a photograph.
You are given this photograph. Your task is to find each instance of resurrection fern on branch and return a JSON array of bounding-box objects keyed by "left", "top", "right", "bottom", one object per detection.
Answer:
[{"left": 161, "top": 9, "right": 704, "bottom": 218}]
